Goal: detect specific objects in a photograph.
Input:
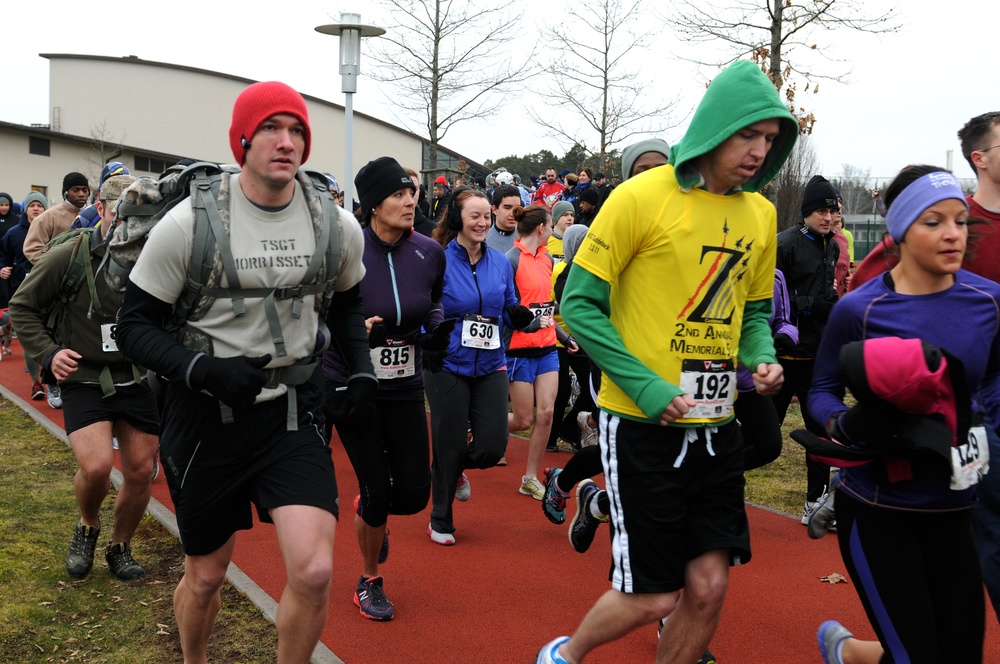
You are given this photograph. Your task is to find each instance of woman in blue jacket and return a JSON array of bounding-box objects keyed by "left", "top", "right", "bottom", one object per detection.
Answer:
[{"left": 426, "top": 187, "right": 533, "bottom": 545}]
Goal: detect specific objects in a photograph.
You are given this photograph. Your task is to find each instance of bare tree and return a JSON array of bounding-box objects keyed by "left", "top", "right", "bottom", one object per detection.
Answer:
[
  {"left": 88, "top": 120, "right": 125, "bottom": 182},
  {"left": 532, "top": 0, "right": 679, "bottom": 169},
  {"left": 831, "top": 163, "right": 873, "bottom": 214},
  {"left": 666, "top": 0, "right": 898, "bottom": 132},
  {"left": 365, "top": 0, "right": 535, "bottom": 174},
  {"left": 768, "top": 134, "right": 819, "bottom": 231}
]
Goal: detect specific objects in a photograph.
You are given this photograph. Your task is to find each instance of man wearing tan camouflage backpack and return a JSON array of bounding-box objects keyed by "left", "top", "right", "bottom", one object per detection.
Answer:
[{"left": 10, "top": 173, "right": 160, "bottom": 583}]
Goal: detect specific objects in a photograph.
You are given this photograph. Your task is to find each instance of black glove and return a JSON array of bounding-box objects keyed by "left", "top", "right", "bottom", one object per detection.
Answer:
[
  {"left": 368, "top": 322, "right": 388, "bottom": 349},
  {"left": 191, "top": 354, "right": 272, "bottom": 409},
  {"left": 417, "top": 319, "right": 458, "bottom": 352},
  {"left": 329, "top": 374, "right": 378, "bottom": 423},
  {"left": 505, "top": 304, "right": 535, "bottom": 330},
  {"left": 835, "top": 401, "right": 904, "bottom": 445},
  {"left": 773, "top": 332, "right": 795, "bottom": 352}
]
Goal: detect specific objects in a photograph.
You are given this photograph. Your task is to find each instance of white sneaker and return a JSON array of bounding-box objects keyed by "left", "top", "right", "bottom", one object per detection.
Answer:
[
  {"left": 520, "top": 475, "right": 545, "bottom": 500},
  {"left": 535, "top": 636, "right": 571, "bottom": 664},
  {"left": 47, "top": 385, "right": 63, "bottom": 409},
  {"left": 576, "top": 411, "right": 599, "bottom": 447},
  {"left": 456, "top": 473, "right": 471, "bottom": 502},
  {"left": 427, "top": 524, "right": 455, "bottom": 546},
  {"left": 808, "top": 487, "right": 837, "bottom": 539},
  {"left": 801, "top": 501, "right": 819, "bottom": 525}
]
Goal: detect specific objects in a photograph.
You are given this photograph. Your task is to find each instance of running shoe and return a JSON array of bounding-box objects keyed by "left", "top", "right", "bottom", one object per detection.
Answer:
[
  {"left": 31, "top": 381, "right": 44, "bottom": 400},
  {"left": 520, "top": 475, "right": 545, "bottom": 500},
  {"left": 354, "top": 575, "right": 394, "bottom": 620},
  {"left": 66, "top": 523, "right": 100, "bottom": 578},
  {"left": 817, "top": 620, "right": 853, "bottom": 664},
  {"left": 456, "top": 472, "right": 471, "bottom": 502},
  {"left": 542, "top": 467, "right": 570, "bottom": 525},
  {"left": 427, "top": 524, "right": 455, "bottom": 546},
  {"left": 535, "top": 636, "right": 571, "bottom": 664},
  {"left": 47, "top": 384, "right": 63, "bottom": 409},
  {"left": 577, "top": 411, "right": 599, "bottom": 447},
  {"left": 569, "top": 480, "right": 607, "bottom": 553},
  {"left": 379, "top": 528, "right": 390, "bottom": 564},
  {"left": 496, "top": 455, "right": 507, "bottom": 466},
  {"left": 801, "top": 500, "right": 820, "bottom": 525},
  {"left": 808, "top": 486, "right": 837, "bottom": 539},
  {"left": 105, "top": 541, "right": 145, "bottom": 580}
]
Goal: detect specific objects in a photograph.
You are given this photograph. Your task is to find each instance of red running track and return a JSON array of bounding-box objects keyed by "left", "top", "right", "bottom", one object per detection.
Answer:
[{"left": 2, "top": 337, "right": 997, "bottom": 663}]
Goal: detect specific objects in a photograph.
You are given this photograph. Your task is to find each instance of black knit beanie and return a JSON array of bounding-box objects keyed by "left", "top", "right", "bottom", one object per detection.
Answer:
[
  {"left": 355, "top": 157, "right": 416, "bottom": 223},
  {"left": 62, "top": 172, "right": 89, "bottom": 194},
  {"left": 800, "top": 175, "right": 839, "bottom": 218}
]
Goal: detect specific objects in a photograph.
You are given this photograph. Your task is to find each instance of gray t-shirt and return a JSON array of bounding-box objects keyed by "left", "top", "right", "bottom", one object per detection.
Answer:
[{"left": 130, "top": 172, "right": 365, "bottom": 401}]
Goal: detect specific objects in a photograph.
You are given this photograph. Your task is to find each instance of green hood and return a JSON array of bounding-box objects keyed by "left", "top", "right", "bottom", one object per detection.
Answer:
[{"left": 669, "top": 60, "right": 798, "bottom": 193}]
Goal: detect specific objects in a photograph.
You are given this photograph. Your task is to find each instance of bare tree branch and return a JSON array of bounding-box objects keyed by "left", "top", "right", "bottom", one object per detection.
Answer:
[
  {"left": 365, "top": 0, "right": 538, "bottom": 173},
  {"left": 528, "top": 0, "right": 681, "bottom": 169},
  {"left": 662, "top": 0, "right": 899, "bottom": 132}
]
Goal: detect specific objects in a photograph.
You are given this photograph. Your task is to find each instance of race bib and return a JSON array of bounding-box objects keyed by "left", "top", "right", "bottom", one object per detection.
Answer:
[
  {"left": 461, "top": 314, "right": 500, "bottom": 349},
  {"left": 101, "top": 321, "right": 119, "bottom": 353},
  {"left": 951, "top": 425, "right": 990, "bottom": 490},
  {"left": 529, "top": 301, "right": 555, "bottom": 318},
  {"left": 677, "top": 358, "right": 736, "bottom": 419},
  {"left": 370, "top": 341, "right": 416, "bottom": 380}
]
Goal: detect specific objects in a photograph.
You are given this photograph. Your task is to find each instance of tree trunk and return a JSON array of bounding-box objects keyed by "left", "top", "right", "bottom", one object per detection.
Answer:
[{"left": 769, "top": 0, "right": 783, "bottom": 88}]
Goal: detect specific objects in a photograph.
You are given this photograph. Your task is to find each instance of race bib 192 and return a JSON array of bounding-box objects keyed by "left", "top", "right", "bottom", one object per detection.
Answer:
[{"left": 678, "top": 358, "right": 736, "bottom": 419}]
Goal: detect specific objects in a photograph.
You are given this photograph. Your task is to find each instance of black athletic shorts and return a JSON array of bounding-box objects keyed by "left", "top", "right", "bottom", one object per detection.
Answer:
[
  {"left": 159, "top": 370, "right": 338, "bottom": 556},
  {"left": 61, "top": 382, "right": 160, "bottom": 436},
  {"left": 601, "top": 414, "right": 750, "bottom": 594}
]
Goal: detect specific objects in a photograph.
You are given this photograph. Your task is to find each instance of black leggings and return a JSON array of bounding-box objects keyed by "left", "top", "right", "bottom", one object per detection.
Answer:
[
  {"left": 773, "top": 358, "right": 830, "bottom": 501},
  {"left": 424, "top": 369, "right": 509, "bottom": 534},
  {"left": 549, "top": 348, "right": 598, "bottom": 447},
  {"left": 327, "top": 391, "right": 431, "bottom": 527},
  {"left": 836, "top": 491, "right": 984, "bottom": 663},
  {"left": 734, "top": 390, "right": 782, "bottom": 471}
]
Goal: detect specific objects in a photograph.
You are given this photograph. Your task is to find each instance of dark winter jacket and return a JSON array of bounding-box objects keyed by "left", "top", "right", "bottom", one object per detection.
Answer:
[{"left": 776, "top": 223, "right": 839, "bottom": 357}]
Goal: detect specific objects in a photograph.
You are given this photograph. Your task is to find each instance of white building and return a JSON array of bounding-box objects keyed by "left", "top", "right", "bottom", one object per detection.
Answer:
[{"left": 0, "top": 54, "right": 482, "bottom": 205}]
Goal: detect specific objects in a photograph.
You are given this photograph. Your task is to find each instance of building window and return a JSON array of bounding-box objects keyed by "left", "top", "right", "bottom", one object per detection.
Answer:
[
  {"left": 134, "top": 155, "right": 166, "bottom": 174},
  {"left": 29, "top": 137, "right": 50, "bottom": 156}
]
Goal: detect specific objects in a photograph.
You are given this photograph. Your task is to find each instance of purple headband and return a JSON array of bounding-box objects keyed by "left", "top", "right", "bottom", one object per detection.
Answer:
[{"left": 885, "top": 171, "right": 968, "bottom": 242}]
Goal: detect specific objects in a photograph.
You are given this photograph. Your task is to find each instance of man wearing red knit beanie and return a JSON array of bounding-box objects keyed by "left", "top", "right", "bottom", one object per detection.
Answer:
[{"left": 115, "top": 80, "right": 371, "bottom": 663}]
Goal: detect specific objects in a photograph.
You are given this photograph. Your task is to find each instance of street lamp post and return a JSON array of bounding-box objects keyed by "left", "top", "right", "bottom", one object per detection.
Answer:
[{"left": 316, "top": 13, "right": 385, "bottom": 214}]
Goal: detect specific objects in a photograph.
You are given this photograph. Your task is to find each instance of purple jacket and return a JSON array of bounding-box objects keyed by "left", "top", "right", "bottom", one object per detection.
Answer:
[
  {"left": 737, "top": 269, "right": 798, "bottom": 392},
  {"left": 322, "top": 226, "right": 446, "bottom": 395}
]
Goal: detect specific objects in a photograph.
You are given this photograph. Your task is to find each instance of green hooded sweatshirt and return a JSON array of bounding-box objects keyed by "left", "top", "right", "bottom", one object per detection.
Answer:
[{"left": 670, "top": 60, "right": 798, "bottom": 193}]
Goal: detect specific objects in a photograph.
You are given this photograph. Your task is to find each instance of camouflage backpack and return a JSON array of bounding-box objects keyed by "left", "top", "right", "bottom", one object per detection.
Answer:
[
  {"left": 32, "top": 225, "right": 145, "bottom": 396},
  {"left": 107, "top": 161, "right": 342, "bottom": 428}
]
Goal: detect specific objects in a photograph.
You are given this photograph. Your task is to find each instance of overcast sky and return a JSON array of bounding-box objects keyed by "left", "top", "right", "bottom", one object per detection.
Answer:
[{"left": 2, "top": 0, "right": 997, "bottom": 184}]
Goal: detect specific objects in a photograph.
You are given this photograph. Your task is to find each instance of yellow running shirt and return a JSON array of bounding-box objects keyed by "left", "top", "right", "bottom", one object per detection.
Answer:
[{"left": 572, "top": 164, "right": 776, "bottom": 424}]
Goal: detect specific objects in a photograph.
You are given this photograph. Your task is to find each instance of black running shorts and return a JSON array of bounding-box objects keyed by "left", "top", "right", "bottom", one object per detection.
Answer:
[
  {"left": 61, "top": 382, "right": 160, "bottom": 436},
  {"left": 159, "top": 372, "right": 338, "bottom": 556},
  {"left": 601, "top": 415, "right": 750, "bottom": 594}
]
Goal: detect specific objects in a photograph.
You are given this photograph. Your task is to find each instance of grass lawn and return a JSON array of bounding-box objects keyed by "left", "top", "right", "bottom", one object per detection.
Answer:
[{"left": 0, "top": 398, "right": 277, "bottom": 663}]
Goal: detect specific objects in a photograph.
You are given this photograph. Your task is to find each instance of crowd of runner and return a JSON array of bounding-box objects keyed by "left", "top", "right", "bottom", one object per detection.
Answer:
[{"left": 3, "top": 69, "right": 1000, "bottom": 664}]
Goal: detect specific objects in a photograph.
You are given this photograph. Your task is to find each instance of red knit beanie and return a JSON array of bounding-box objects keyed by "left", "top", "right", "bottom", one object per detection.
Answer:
[{"left": 229, "top": 81, "right": 311, "bottom": 165}]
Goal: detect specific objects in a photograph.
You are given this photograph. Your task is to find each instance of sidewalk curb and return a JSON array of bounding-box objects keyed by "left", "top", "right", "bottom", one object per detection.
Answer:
[{"left": 0, "top": 383, "right": 343, "bottom": 664}]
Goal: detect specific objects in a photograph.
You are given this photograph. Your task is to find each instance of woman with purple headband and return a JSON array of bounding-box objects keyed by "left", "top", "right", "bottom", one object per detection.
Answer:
[{"left": 807, "top": 165, "right": 1000, "bottom": 663}]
